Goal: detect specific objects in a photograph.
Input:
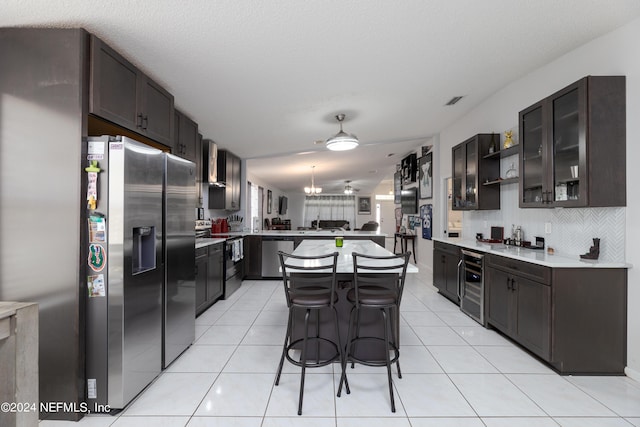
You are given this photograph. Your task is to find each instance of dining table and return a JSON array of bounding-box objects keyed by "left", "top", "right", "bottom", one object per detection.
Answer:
[{"left": 284, "top": 239, "right": 418, "bottom": 360}]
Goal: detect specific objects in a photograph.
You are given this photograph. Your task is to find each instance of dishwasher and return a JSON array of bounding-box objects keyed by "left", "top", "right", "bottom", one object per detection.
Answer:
[{"left": 262, "top": 236, "right": 295, "bottom": 278}]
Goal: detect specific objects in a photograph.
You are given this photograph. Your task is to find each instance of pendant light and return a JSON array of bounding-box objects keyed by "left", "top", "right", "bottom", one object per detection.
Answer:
[
  {"left": 304, "top": 166, "right": 322, "bottom": 194},
  {"left": 326, "top": 114, "right": 359, "bottom": 151}
]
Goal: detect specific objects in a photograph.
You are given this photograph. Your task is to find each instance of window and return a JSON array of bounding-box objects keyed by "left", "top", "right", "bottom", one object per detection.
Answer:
[
  {"left": 249, "top": 181, "right": 260, "bottom": 232},
  {"left": 303, "top": 195, "right": 356, "bottom": 228}
]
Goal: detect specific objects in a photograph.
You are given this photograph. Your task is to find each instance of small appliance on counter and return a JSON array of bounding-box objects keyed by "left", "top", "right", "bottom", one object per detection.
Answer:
[
  {"left": 196, "top": 220, "right": 212, "bottom": 238},
  {"left": 224, "top": 236, "right": 244, "bottom": 298}
]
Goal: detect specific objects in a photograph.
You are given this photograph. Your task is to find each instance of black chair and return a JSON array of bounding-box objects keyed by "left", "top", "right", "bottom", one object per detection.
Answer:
[
  {"left": 275, "top": 250, "right": 348, "bottom": 415},
  {"left": 360, "top": 221, "right": 379, "bottom": 231},
  {"left": 337, "top": 251, "right": 410, "bottom": 412}
]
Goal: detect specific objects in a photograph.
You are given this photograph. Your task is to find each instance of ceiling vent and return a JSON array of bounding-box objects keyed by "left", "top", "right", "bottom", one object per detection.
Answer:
[{"left": 445, "top": 96, "right": 464, "bottom": 106}]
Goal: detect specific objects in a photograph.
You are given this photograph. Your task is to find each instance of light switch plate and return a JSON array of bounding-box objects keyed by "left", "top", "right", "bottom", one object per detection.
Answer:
[{"left": 545, "top": 222, "right": 552, "bottom": 234}]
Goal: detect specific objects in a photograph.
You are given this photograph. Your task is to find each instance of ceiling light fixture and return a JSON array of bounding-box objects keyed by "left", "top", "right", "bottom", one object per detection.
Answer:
[
  {"left": 326, "top": 113, "right": 359, "bottom": 151},
  {"left": 304, "top": 165, "right": 322, "bottom": 194},
  {"left": 344, "top": 180, "right": 354, "bottom": 195}
]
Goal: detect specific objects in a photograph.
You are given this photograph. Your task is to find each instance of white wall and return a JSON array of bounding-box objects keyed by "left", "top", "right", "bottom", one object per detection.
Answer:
[
  {"left": 245, "top": 170, "right": 290, "bottom": 224},
  {"left": 431, "top": 17, "right": 640, "bottom": 379}
]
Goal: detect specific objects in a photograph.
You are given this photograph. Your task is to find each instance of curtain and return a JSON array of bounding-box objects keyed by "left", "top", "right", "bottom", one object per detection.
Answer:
[{"left": 303, "top": 195, "right": 356, "bottom": 228}]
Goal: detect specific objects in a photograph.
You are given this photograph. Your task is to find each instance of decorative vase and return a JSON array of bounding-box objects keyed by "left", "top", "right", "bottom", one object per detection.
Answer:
[{"left": 503, "top": 130, "right": 514, "bottom": 149}]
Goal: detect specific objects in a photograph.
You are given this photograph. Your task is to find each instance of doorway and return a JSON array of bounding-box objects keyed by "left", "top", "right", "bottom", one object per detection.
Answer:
[{"left": 444, "top": 177, "right": 462, "bottom": 237}]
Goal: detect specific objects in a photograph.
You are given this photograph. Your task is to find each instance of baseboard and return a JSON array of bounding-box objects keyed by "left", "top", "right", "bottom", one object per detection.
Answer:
[{"left": 625, "top": 365, "right": 640, "bottom": 382}]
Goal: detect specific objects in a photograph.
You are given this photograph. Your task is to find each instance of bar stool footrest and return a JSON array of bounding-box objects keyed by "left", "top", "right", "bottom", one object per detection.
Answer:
[
  {"left": 346, "top": 336, "right": 400, "bottom": 367},
  {"left": 285, "top": 337, "right": 341, "bottom": 368}
]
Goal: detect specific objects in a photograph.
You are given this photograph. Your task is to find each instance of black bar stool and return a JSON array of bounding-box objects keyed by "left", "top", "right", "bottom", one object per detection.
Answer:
[
  {"left": 337, "top": 251, "right": 410, "bottom": 413},
  {"left": 275, "top": 250, "right": 348, "bottom": 415}
]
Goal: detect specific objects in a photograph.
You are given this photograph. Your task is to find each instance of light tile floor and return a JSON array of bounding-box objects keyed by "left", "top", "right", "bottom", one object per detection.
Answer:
[{"left": 41, "top": 274, "right": 640, "bottom": 427}]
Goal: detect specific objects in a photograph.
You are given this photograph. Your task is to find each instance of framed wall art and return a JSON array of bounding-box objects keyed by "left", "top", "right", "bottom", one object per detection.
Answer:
[
  {"left": 418, "top": 152, "right": 433, "bottom": 199},
  {"left": 358, "top": 196, "right": 371, "bottom": 214},
  {"left": 393, "top": 171, "right": 402, "bottom": 204}
]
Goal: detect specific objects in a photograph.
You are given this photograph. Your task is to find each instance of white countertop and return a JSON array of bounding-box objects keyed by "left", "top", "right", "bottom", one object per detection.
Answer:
[
  {"left": 433, "top": 237, "right": 631, "bottom": 269},
  {"left": 290, "top": 239, "right": 419, "bottom": 273},
  {"left": 196, "top": 231, "right": 386, "bottom": 249},
  {"left": 195, "top": 238, "right": 226, "bottom": 249}
]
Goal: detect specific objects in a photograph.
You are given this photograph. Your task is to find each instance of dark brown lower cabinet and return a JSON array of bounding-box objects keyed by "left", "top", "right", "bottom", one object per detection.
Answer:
[
  {"left": 486, "top": 263, "right": 550, "bottom": 360},
  {"left": 433, "top": 241, "right": 460, "bottom": 304},
  {"left": 486, "top": 254, "right": 627, "bottom": 374},
  {"left": 244, "top": 235, "right": 262, "bottom": 279},
  {"left": 196, "top": 243, "right": 224, "bottom": 316}
]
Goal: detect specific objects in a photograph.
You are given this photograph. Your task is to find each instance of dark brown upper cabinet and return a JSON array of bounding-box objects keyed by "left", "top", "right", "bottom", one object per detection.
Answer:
[
  {"left": 452, "top": 134, "right": 501, "bottom": 210},
  {"left": 90, "top": 35, "right": 174, "bottom": 146},
  {"left": 173, "top": 109, "right": 198, "bottom": 163},
  {"left": 519, "top": 76, "right": 626, "bottom": 208}
]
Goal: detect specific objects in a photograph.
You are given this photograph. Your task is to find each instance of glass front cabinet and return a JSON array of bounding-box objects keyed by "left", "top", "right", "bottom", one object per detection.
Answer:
[
  {"left": 452, "top": 134, "right": 500, "bottom": 211},
  {"left": 519, "top": 76, "right": 626, "bottom": 208}
]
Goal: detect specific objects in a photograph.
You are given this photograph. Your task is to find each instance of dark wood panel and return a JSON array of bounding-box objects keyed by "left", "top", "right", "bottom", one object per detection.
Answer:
[
  {"left": 586, "top": 76, "right": 626, "bottom": 207},
  {"left": 513, "top": 275, "right": 550, "bottom": 360},
  {"left": 551, "top": 268, "right": 627, "bottom": 374},
  {"left": 485, "top": 266, "right": 511, "bottom": 334},
  {"left": 89, "top": 35, "right": 138, "bottom": 130},
  {"left": 141, "top": 76, "right": 174, "bottom": 146},
  {"left": 244, "top": 235, "right": 263, "bottom": 279}
]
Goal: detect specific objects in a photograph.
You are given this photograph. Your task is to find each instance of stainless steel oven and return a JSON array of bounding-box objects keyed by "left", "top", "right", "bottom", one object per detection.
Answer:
[
  {"left": 224, "top": 236, "right": 244, "bottom": 299},
  {"left": 458, "top": 249, "right": 485, "bottom": 325}
]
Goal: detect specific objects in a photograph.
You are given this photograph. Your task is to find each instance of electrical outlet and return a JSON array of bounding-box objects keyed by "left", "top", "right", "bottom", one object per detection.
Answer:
[
  {"left": 483, "top": 221, "right": 488, "bottom": 228},
  {"left": 545, "top": 222, "right": 552, "bottom": 234}
]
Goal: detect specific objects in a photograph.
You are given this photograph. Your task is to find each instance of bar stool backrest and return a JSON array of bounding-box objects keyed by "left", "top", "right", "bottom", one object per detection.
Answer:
[
  {"left": 278, "top": 251, "right": 339, "bottom": 308},
  {"left": 351, "top": 252, "right": 411, "bottom": 308}
]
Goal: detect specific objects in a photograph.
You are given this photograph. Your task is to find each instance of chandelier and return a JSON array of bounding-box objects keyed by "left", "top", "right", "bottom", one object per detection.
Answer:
[
  {"left": 326, "top": 113, "right": 359, "bottom": 151},
  {"left": 344, "top": 180, "right": 353, "bottom": 195},
  {"left": 304, "top": 166, "right": 322, "bottom": 194}
]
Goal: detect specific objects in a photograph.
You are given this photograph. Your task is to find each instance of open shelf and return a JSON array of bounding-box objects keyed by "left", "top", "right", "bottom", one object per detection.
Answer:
[
  {"left": 483, "top": 144, "right": 519, "bottom": 159},
  {"left": 482, "top": 177, "right": 519, "bottom": 186}
]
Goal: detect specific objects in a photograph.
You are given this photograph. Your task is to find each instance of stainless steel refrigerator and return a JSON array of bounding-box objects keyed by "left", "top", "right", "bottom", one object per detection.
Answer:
[
  {"left": 163, "top": 153, "right": 196, "bottom": 368},
  {"left": 85, "top": 135, "right": 165, "bottom": 410}
]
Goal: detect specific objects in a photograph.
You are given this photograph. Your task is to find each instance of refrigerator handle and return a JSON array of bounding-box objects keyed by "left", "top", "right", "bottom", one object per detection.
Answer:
[{"left": 456, "top": 259, "right": 463, "bottom": 301}]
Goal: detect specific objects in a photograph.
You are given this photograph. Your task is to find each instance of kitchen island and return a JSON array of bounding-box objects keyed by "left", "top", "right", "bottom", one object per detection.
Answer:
[
  {"left": 432, "top": 237, "right": 629, "bottom": 374},
  {"left": 242, "top": 230, "right": 387, "bottom": 279}
]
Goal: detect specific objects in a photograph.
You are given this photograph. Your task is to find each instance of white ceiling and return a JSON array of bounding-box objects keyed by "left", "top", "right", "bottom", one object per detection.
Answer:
[{"left": 3, "top": 0, "right": 640, "bottom": 194}]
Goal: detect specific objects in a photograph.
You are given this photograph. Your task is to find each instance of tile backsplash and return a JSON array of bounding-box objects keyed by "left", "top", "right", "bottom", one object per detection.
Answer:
[{"left": 463, "top": 184, "right": 626, "bottom": 262}]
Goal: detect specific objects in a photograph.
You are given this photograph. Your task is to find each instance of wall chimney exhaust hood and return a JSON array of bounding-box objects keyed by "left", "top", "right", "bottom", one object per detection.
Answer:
[{"left": 202, "top": 139, "right": 225, "bottom": 187}]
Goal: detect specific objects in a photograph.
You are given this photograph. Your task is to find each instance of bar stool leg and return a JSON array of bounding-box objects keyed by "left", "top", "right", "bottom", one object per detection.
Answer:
[
  {"left": 350, "top": 308, "right": 362, "bottom": 369},
  {"left": 337, "top": 306, "right": 356, "bottom": 397},
  {"left": 391, "top": 306, "right": 402, "bottom": 379},
  {"left": 275, "top": 310, "right": 293, "bottom": 386},
  {"left": 411, "top": 238, "right": 416, "bottom": 263},
  {"left": 381, "top": 308, "right": 396, "bottom": 413},
  {"left": 298, "top": 308, "right": 311, "bottom": 415}
]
